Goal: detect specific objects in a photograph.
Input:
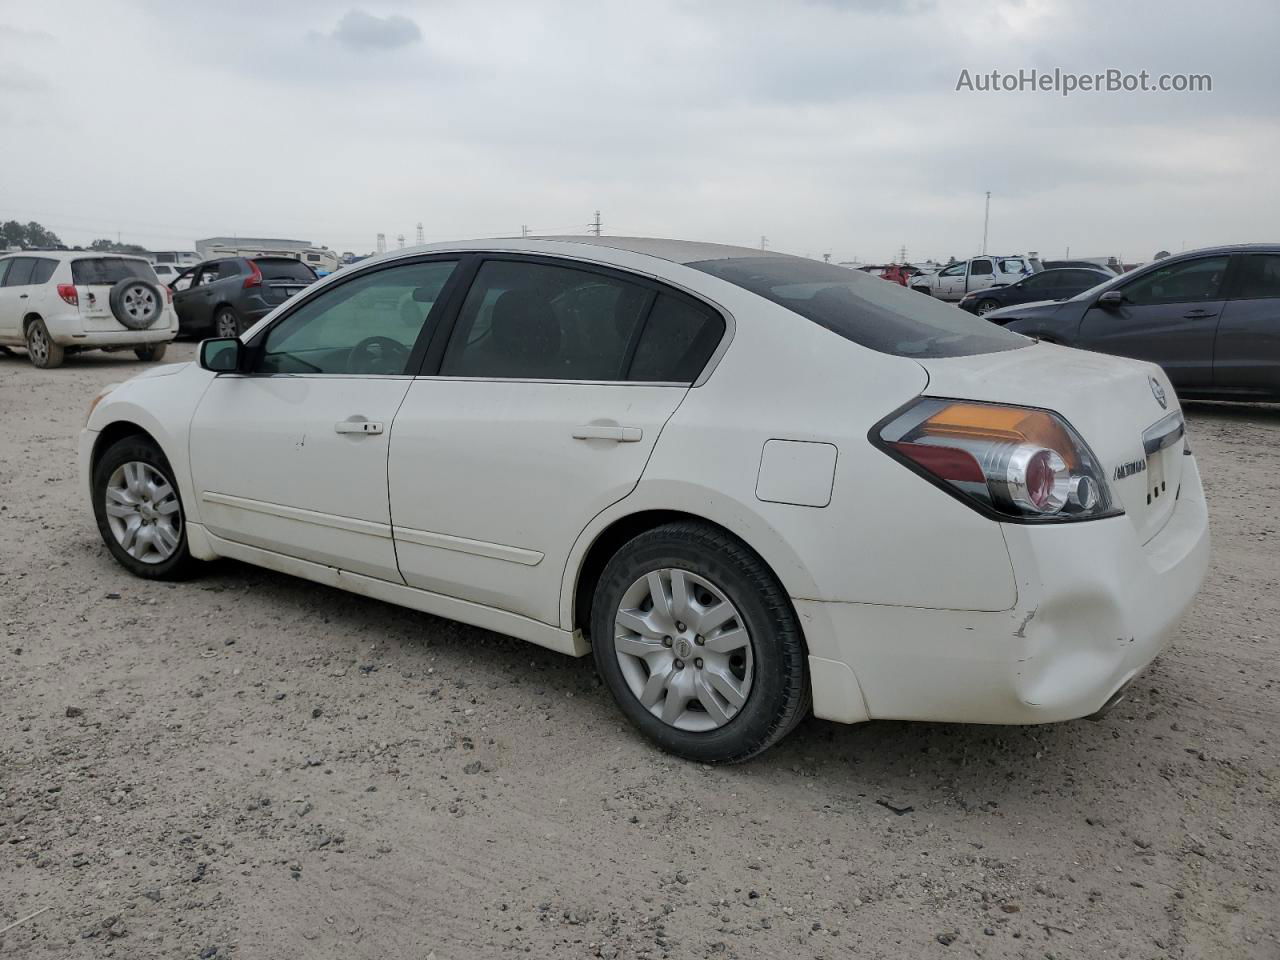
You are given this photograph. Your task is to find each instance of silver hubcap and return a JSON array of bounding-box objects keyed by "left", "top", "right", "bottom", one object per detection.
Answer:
[
  {"left": 123, "top": 285, "right": 156, "bottom": 320},
  {"left": 104, "top": 461, "right": 181, "bottom": 564},
  {"left": 977, "top": 301, "right": 995, "bottom": 315},
  {"left": 613, "top": 568, "right": 753, "bottom": 732},
  {"left": 216, "top": 313, "right": 237, "bottom": 337},
  {"left": 27, "top": 326, "right": 47, "bottom": 363}
]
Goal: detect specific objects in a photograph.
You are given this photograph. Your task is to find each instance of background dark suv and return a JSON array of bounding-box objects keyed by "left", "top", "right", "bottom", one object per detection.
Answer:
[{"left": 172, "top": 256, "right": 317, "bottom": 338}]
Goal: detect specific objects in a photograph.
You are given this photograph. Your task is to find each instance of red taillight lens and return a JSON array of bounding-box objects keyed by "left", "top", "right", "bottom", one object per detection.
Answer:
[
  {"left": 243, "top": 260, "right": 263, "bottom": 289},
  {"left": 57, "top": 283, "right": 78, "bottom": 306},
  {"left": 164, "top": 285, "right": 173, "bottom": 303},
  {"left": 877, "top": 399, "right": 1117, "bottom": 521}
]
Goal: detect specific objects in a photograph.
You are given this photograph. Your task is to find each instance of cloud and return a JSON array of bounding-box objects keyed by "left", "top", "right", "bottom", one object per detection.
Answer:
[{"left": 329, "top": 10, "right": 422, "bottom": 51}]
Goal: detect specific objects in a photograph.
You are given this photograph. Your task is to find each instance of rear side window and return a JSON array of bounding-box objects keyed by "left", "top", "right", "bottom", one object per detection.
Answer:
[
  {"left": 0, "top": 260, "right": 10, "bottom": 285},
  {"left": 254, "top": 258, "right": 316, "bottom": 283},
  {"left": 218, "top": 260, "right": 244, "bottom": 280},
  {"left": 630, "top": 294, "right": 725, "bottom": 382},
  {"left": 31, "top": 259, "right": 57, "bottom": 284},
  {"left": 1232, "top": 254, "right": 1280, "bottom": 300},
  {"left": 440, "top": 260, "right": 653, "bottom": 381},
  {"left": 2, "top": 258, "right": 35, "bottom": 287},
  {"left": 689, "top": 256, "right": 1028, "bottom": 358},
  {"left": 72, "top": 258, "right": 156, "bottom": 285},
  {"left": 970, "top": 259, "right": 994, "bottom": 276}
]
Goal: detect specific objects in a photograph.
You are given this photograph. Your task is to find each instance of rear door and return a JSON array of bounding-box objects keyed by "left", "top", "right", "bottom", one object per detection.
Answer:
[
  {"left": 966, "top": 258, "right": 995, "bottom": 294},
  {"left": 1213, "top": 252, "right": 1280, "bottom": 398},
  {"left": 71, "top": 257, "right": 161, "bottom": 331},
  {"left": 1074, "top": 254, "right": 1229, "bottom": 392},
  {"left": 0, "top": 257, "right": 34, "bottom": 341},
  {"left": 388, "top": 256, "right": 726, "bottom": 626}
]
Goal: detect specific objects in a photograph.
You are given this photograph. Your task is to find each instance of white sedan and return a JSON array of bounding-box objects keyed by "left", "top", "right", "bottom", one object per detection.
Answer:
[{"left": 80, "top": 237, "right": 1210, "bottom": 762}]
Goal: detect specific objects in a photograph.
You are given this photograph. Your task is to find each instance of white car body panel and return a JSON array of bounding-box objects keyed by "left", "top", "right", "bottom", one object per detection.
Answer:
[{"left": 80, "top": 237, "right": 1210, "bottom": 730}]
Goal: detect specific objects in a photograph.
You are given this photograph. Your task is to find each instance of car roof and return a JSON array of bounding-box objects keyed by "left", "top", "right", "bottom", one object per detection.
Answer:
[
  {"left": 0, "top": 250, "right": 151, "bottom": 262},
  {"left": 402, "top": 235, "right": 784, "bottom": 266}
]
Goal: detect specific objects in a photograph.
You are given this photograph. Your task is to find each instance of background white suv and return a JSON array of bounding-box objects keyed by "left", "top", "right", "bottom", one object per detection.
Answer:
[{"left": 0, "top": 252, "right": 178, "bottom": 368}]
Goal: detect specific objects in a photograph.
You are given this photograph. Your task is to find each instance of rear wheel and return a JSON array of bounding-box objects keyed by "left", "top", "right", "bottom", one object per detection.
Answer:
[
  {"left": 591, "top": 522, "right": 809, "bottom": 763},
  {"left": 134, "top": 343, "right": 168, "bottom": 362},
  {"left": 92, "top": 436, "right": 200, "bottom": 580},
  {"left": 25, "top": 319, "right": 64, "bottom": 368},
  {"left": 214, "top": 308, "right": 241, "bottom": 338}
]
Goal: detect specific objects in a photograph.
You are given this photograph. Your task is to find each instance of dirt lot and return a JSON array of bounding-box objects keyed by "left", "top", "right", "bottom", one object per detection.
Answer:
[{"left": 1, "top": 343, "right": 1277, "bottom": 960}]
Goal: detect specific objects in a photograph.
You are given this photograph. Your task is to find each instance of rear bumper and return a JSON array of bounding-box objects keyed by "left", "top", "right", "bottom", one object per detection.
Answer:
[
  {"left": 49, "top": 309, "right": 179, "bottom": 347},
  {"left": 800, "top": 453, "right": 1210, "bottom": 725}
]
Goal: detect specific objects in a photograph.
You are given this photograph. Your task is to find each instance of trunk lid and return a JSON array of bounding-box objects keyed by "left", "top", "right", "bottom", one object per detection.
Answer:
[
  {"left": 915, "top": 342, "right": 1185, "bottom": 544},
  {"left": 71, "top": 257, "right": 162, "bottom": 332}
]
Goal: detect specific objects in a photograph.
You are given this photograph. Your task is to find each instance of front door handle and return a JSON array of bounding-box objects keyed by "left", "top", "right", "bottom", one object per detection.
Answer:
[
  {"left": 1183, "top": 309, "right": 1213, "bottom": 318},
  {"left": 335, "top": 419, "right": 384, "bottom": 435},
  {"left": 573, "top": 424, "right": 643, "bottom": 443}
]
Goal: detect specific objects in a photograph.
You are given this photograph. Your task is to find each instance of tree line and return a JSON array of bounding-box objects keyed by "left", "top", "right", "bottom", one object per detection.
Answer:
[{"left": 2, "top": 219, "right": 147, "bottom": 254}]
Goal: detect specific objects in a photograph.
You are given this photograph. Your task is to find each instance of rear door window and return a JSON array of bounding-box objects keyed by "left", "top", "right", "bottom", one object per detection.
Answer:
[
  {"left": 71, "top": 258, "right": 156, "bottom": 285},
  {"left": 440, "top": 259, "right": 653, "bottom": 380},
  {"left": 629, "top": 294, "right": 725, "bottom": 382},
  {"left": 2, "top": 258, "right": 36, "bottom": 287},
  {"left": 217, "top": 260, "right": 244, "bottom": 280},
  {"left": 970, "top": 259, "right": 994, "bottom": 276},
  {"left": 690, "top": 256, "right": 1027, "bottom": 358},
  {"left": 1231, "top": 254, "right": 1280, "bottom": 300}
]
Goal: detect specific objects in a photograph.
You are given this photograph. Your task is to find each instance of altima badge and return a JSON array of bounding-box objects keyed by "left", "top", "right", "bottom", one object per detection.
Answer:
[
  {"left": 1149, "top": 376, "right": 1168, "bottom": 409},
  {"left": 1114, "top": 458, "right": 1147, "bottom": 480}
]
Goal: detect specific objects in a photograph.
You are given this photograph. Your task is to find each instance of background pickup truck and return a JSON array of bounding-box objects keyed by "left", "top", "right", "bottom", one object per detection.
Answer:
[{"left": 910, "top": 255, "right": 1032, "bottom": 301}]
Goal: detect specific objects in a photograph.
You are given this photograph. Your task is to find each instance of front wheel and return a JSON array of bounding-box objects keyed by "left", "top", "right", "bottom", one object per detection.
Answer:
[
  {"left": 134, "top": 343, "right": 168, "bottom": 362},
  {"left": 91, "top": 436, "right": 200, "bottom": 580},
  {"left": 975, "top": 299, "right": 999, "bottom": 316},
  {"left": 591, "top": 522, "right": 809, "bottom": 763},
  {"left": 26, "top": 319, "right": 64, "bottom": 368}
]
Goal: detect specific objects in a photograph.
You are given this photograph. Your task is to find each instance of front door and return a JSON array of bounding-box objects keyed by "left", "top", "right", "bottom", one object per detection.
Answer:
[
  {"left": 188, "top": 257, "right": 460, "bottom": 581},
  {"left": 388, "top": 256, "right": 727, "bottom": 626},
  {"left": 1075, "top": 254, "right": 1229, "bottom": 392},
  {"left": 173, "top": 260, "right": 226, "bottom": 334}
]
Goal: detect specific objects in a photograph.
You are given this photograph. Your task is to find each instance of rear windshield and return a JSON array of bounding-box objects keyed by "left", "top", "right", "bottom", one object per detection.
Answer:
[
  {"left": 254, "top": 258, "right": 317, "bottom": 283},
  {"left": 688, "top": 256, "right": 1029, "bottom": 358},
  {"left": 72, "top": 257, "right": 157, "bottom": 285}
]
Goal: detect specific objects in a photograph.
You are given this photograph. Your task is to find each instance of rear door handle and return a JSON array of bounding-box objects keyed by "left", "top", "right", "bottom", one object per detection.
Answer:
[
  {"left": 573, "top": 424, "right": 643, "bottom": 442},
  {"left": 335, "top": 419, "right": 384, "bottom": 435}
]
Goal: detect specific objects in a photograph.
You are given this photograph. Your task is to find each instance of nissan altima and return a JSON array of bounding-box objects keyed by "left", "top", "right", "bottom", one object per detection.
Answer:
[{"left": 81, "top": 237, "right": 1210, "bottom": 762}]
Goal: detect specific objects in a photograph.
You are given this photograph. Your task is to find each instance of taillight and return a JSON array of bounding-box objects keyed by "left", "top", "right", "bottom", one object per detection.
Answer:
[
  {"left": 164, "top": 285, "right": 173, "bottom": 303},
  {"left": 243, "top": 260, "right": 263, "bottom": 289},
  {"left": 875, "top": 398, "right": 1118, "bottom": 522},
  {"left": 57, "top": 284, "right": 78, "bottom": 306}
]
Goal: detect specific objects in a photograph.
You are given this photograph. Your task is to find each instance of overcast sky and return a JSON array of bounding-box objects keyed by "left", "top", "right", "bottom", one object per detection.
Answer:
[{"left": 2, "top": 0, "right": 1276, "bottom": 263}]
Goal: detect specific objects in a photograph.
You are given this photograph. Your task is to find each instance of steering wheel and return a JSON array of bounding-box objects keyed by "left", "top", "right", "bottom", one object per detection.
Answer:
[{"left": 348, "top": 336, "right": 410, "bottom": 375}]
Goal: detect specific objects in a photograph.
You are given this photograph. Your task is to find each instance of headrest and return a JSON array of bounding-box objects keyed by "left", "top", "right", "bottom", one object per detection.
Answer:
[{"left": 490, "top": 289, "right": 560, "bottom": 360}]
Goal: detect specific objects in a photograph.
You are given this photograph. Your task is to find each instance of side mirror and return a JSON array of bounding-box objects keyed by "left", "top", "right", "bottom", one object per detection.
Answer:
[
  {"left": 1097, "top": 290, "right": 1125, "bottom": 309},
  {"left": 199, "top": 337, "right": 243, "bottom": 373}
]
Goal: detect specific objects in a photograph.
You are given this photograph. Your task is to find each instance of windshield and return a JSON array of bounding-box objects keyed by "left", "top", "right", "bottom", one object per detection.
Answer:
[
  {"left": 689, "top": 256, "right": 1029, "bottom": 358},
  {"left": 254, "top": 258, "right": 317, "bottom": 283},
  {"left": 71, "top": 257, "right": 157, "bottom": 285}
]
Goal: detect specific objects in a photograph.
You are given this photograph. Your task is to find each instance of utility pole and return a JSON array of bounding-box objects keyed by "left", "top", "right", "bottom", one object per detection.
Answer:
[
  {"left": 376, "top": 233, "right": 386, "bottom": 255},
  {"left": 415, "top": 222, "right": 424, "bottom": 245},
  {"left": 521, "top": 224, "right": 529, "bottom": 238},
  {"left": 589, "top": 211, "right": 602, "bottom": 237},
  {"left": 981, "top": 191, "right": 991, "bottom": 255},
  {"left": 760, "top": 235, "right": 768, "bottom": 250},
  {"left": 396, "top": 233, "right": 405, "bottom": 249},
  {"left": 898, "top": 244, "right": 908, "bottom": 264}
]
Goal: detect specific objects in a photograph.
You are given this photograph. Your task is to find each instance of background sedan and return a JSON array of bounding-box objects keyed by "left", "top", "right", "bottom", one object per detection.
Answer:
[{"left": 959, "top": 267, "right": 1112, "bottom": 315}]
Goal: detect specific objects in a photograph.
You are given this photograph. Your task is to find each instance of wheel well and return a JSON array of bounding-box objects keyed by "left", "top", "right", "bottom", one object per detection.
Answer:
[
  {"left": 571, "top": 510, "right": 773, "bottom": 639},
  {"left": 92, "top": 421, "right": 159, "bottom": 473},
  {"left": 22, "top": 313, "right": 42, "bottom": 332}
]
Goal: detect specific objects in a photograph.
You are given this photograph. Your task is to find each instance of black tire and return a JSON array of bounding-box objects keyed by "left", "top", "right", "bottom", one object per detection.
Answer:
[
  {"left": 91, "top": 436, "right": 201, "bottom": 581},
  {"left": 591, "top": 522, "right": 809, "bottom": 763},
  {"left": 25, "top": 319, "right": 64, "bottom": 368},
  {"left": 213, "top": 307, "right": 242, "bottom": 338},
  {"left": 109, "top": 278, "right": 164, "bottom": 330},
  {"left": 134, "top": 343, "right": 168, "bottom": 362}
]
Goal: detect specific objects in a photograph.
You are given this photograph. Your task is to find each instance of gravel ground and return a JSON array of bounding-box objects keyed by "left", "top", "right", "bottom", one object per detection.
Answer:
[{"left": 1, "top": 343, "right": 1277, "bottom": 960}]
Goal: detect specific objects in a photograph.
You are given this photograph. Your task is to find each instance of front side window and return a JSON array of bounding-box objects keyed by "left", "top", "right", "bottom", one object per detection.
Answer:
[
  {"left": 1232, "top": 254, "right": 1280, "bottom": 300},
  {"left": 938, "top": 262, "right": 966, "bottom": 277},
  {"left": 2, "top": 258, "right": 36, "bottom": 287},
  {"left": 440, "top": 260, "right": 652, "bottom": 380},
  {"left": 970, "top": 259, "right": 994, "bottom": 276},
  {"left": 256, "top": 259, "right": 457, "bottom": 375},
  {"left": 690, "top": 256, "right": 1027, "bottom": 358},
  {"left": 0, "top": 259, "right": 11, "bottom": 286},
  {"left": 192, "top": 263, "right": 222, "bottom": 287},
  {"left": 1122, "top": 256, "right": 1228, "bottom": 306},
  {"left": 71, "top": 258, "right": 156, "bottom": 285}
]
